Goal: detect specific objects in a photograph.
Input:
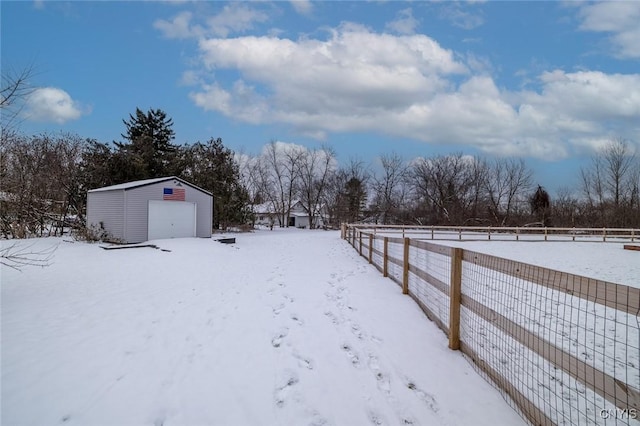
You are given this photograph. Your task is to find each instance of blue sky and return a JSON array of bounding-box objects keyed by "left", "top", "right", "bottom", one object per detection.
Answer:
[{"left": 3, "top": 1, "right": 639, "bottom": 192}]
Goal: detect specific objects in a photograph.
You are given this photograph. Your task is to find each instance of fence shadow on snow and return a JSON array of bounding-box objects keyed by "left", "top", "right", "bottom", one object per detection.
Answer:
[{"left": 342, "top": 224, "right": 640, "bottom": 426}]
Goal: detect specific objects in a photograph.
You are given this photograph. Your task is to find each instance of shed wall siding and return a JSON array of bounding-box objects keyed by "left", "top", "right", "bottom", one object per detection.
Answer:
[
  {"left": 86, "top": 191, "right": 125, "bottom": 241},
  {"left": 195, "top": 192, "right": 213, "bottom": 237},
  {"left": 124, "top": 180, "right": 212, "bottom": 243}
]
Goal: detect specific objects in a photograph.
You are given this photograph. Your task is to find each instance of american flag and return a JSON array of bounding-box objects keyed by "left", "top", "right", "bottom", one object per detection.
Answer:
[{"left": 163, "top": 187, "right": 185, "bottom": 201}]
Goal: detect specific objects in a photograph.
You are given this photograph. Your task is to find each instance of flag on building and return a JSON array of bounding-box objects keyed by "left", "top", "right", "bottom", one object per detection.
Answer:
[{"left": 163, "top": 188, "right": 185, "bottom": 201}]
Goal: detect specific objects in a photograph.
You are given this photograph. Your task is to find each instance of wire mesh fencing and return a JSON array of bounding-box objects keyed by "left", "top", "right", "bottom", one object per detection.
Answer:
[{"left": 345, "top": 226, "right": 640, "bottom": 426}]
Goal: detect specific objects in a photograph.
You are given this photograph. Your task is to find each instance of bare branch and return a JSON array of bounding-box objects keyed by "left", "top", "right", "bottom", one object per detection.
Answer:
[
  {"left": 0, "top": 241, "right": 58, "bottom": 271},
  {"left": 1, "top": 64, "right": 38, "bottom": 131}
]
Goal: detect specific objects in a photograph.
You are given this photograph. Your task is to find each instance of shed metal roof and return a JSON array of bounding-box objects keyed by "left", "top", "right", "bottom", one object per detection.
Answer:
[{"left": 88, "top": 176, "right": 212, "bottom": 196}]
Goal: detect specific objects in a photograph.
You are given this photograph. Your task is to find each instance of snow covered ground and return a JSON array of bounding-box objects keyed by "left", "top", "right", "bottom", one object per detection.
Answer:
[
  {"left": 2, "top": 229, "right": 527, "bottom": 426},
  {"left": 438, "top": 240, "right": 639, "bottom": 287}
]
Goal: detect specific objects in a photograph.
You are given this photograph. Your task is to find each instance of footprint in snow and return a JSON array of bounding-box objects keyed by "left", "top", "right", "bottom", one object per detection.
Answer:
[
  {"left": 375, "top": 371, "right": 391, "bottom": 394},
  {"left": 367, "top": 354, "right": 380, "bottom": 370},
  {"left": 367, "top": 355, "right": 390, "bottom": 394},
  {"left": 290, "top": 313, "right": 304, "bottom": 325},
  {"left": 271, "top": 328, "right": 289, "bottom": 348},
  {"left": 272, "top": 303, "right": 286, "bottom": 315},
  {"left": 406, "top": 380, "right": 439, "bottom": 413},
  {"left": 274, "top": 371, "right": 299, "bottom": 408},
  {"left": 293, "top": 352, "right": 314, "bottom": 370},
  {"left": 283, "top": 294, "right": 294, "bottom": 303},
  {"left": 350, "top": 323, "right": 365, "bottom": 340},
  {"left": 324, "top": 311, "right": 341, "bottom": 325},
  {"left": 341, "top": 343, "right": 360, "bottom": 367},
  {"left": 367, "top": 409, "right": 386, "bottom": 426},
  {"left": 307, "top": 409, "right": 331, "bottom": 426}
]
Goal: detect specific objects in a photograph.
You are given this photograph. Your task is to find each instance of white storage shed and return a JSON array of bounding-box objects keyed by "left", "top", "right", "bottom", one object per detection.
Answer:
[{"left": 86, "top": 176, "right": 213, "bottom": 243}]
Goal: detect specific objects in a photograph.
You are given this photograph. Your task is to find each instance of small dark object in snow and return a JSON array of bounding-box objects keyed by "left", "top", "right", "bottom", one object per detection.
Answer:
[
  {"left": 100, "top": 244, "right": 171, "bottom": 252},
  {"left": 216, "top": 237, "right": 236, "bottom": 244},
  {"left": 624, "top": 245, "right": 640, "bottom": 252}
]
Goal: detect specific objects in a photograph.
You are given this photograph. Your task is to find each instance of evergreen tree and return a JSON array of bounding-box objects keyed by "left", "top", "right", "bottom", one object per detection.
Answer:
[
  {"left": 181, "top": 138, "right": 251, "bottom": 230},
  {"left": 344, "top": 177, "right": 367, "bottom": 223},
  {"left": 530, "top": 185, "right": 551, "bottom": 226},
  {"left": 115, "top": 108, "right": 179, "bottom": 180}
]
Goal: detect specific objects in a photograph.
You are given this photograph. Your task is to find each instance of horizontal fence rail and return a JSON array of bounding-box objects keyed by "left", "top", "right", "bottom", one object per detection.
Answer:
[
  {"left": 342, "top": 224, "right": 640, "bottom": 426},
  {"left": 342, "top": 224, "right": 639, "bottom": 243}
]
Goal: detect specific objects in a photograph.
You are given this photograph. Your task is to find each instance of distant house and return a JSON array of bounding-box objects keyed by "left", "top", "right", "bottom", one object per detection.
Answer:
[
  {"left": 86, "top": 176, "right": 213, "bottom": 243},
  {"left": 252, "top": 200, "right": 328, "bottom": 229}
]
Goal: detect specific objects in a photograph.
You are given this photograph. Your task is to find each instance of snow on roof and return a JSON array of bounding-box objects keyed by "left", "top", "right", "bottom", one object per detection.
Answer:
[
  {"left": 251, "top": 202, "right": 277, "bottom": 214},
  {"left": 88, "top": 176, "right": 211, "bottom": 195}
]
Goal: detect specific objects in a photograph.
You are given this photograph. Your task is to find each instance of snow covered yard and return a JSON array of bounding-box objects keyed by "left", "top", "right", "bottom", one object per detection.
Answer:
[
  {"left": 1, "top": 230, "right": 525, "bottom": 426},
  {"left": 438, "top": 240, "right": 640, "bottom": 288}
]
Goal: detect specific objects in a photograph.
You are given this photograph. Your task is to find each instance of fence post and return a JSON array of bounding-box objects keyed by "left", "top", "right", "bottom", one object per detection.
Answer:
[
  {"left": 632, "top": 229, "right": 635, "bottom": 242},
  {"left": 359, "top": 231, "right": 363, "bottom": 256},
  {"left": 448, "top": 247, "right": 463, "bottom": 350},
  {"left": 544, "top": 227, "right": 548, "bottom": 241},
  {"left": 458, "top": 228, "right": 462, "bottom": 240},
  {"left": 431, "top": 226, "right": 434, "bottom": 240},
  {"left": 368, "top": 234, "right": 373, "bottom": 264},
  {"left": 488, "top": 226, "right": 491, "bottom": 241},
  {"left": 402, "top": 237, "right": 410, "bottom": 295},
  {"left": 603, "top": 227, "right": 606, "bottom": 242},
  {"left": 341, "top": 223, "right": 345, "bottom": 240},
  {"left": 516, "top": 227, "right": 519, "bottom": 241},
  {"left": 573, "top": 227, "right": 576, "bottom": 242},
  {"left": 383, "top": 237, "right": 389, "bottom": 277}
]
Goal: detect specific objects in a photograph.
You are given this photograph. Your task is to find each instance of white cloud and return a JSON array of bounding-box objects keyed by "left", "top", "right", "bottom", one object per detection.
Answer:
[
  {"left": 578, "top": 1, "right": 640, "bottom": 59},
  {"left": 439, "top": 4, "right": 484, "bottom": 30},
  {"left": 206, "top": 4, "right": 269, "bottom": 38},
  {"left": 290, "top": 0, "right": 313, "bottom": 16},
  {"left": 154, "top": 11, "right": 203, "bottom": 39},
  {"left": 154, "top": 4, "right": 269, "bottom": 40},
  {"left": 385, "top": 8, "right": 419, "bottom": 35},
  {"left": 25, "top": 87, "right": 88, "bottom": 124},
  {"left": 185, "top": 23, "right": 639, "bottom": 159}
]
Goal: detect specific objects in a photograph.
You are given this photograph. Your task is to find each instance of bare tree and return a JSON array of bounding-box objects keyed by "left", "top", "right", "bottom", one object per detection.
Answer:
[
  {"left": 298, "top": 145, "right": 336, "bottom": 228},
  {"left": 372, "top": 153, "right": 407, "bottom": 224},
  {"left": 483, "top": 158, "right": 533, "bottom": 226},
  {"left": 1, "top": 65, "right": 36, "bottom": 131},
  {"left": 552, "top": 186, "right": 580, "bottom": 227},
  {"left": 1, "top": 132, "right": 85, "bottom": 238},
  {"left": 408, "top": 153, "right": 484, "bottom": 225},
  {"left": 580, "top": 138, "right": 638, "bottom": 226},
  {"left": 260, "top": 141, "right": 305, "bottom": 227}
]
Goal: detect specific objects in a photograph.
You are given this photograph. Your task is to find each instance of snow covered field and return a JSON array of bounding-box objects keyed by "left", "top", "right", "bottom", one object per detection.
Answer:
[
  {"left": 1, "top": 230, "right": 526, "bottom": 426},
  {"left": 359, "top": 231, "right": 639, "bottom": 425},
  {"left": 437, "top": 240, "right": 639, "bottom": 288}
]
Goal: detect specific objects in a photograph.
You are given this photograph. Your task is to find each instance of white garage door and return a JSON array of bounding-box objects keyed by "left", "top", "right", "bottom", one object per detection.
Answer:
[{"left": 148, "top": 200, "right": 196, "bottom": 240}]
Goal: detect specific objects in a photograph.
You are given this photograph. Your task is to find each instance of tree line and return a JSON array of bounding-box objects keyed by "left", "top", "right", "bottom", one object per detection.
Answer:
[
  {"left": 238, "top": 138, "right": 639, "bottom": 230},
  {"left": 1, "top": 107, "right": 639, "bottom": 239},
  {"left": 1, "top": 108, "right": 251, "bottom": 238}
]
